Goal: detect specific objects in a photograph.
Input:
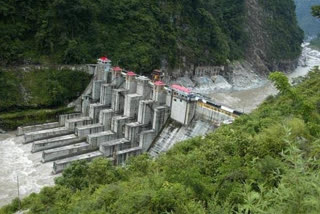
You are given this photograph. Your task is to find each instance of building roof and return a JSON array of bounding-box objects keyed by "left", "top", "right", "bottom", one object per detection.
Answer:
[
  {"left": 127, "top": 71, "right": 136, "bottom": 76},
  {"left": 154, "top": 81, "right": 165, "bottom": 86},
  {"left": 112, "top": 66, "right": 122, "bottom": 71},
  {"left": 171, "top": 84, "right": 191, "bottom": 94},
  {"left": 99, "top": 56, "right": 110, "bottom": 62}
]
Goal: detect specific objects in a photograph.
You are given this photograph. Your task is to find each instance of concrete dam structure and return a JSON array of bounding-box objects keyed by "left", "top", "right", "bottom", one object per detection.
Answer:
[{"left": 17, "top": 57, "right": 242, "bottom": 174}]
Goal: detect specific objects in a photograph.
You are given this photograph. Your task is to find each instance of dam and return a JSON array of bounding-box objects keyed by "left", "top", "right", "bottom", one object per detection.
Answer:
[{"left": 17, "top": 57, "right": 241, "bottom": 174}]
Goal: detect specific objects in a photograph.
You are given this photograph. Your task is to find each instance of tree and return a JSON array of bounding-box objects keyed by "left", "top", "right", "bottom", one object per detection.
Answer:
[
  {"left": 312, "top": 5, "right": 320, "bottom": 19},
  {"left": 269, "top": 71, "right": 291, "bottom": 94}
]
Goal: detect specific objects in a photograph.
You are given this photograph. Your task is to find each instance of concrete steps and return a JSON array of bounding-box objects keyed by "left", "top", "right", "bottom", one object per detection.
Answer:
[
  {"left": 24, "top": 127, "right": 73, "bottom": 144},
  {"left": 42, "top": 142, "right": 94, "bottom": 162},
  {"left": 53, "top": 151, "right": 105, "bottom": 174},
  {"left": 31, "top": 134, "right": 83, "bottom": 153}
]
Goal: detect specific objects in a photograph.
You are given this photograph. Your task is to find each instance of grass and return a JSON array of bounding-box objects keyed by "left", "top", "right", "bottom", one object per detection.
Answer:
[{"left": 0, "top": 107, "right": 74, "bottom": 130}]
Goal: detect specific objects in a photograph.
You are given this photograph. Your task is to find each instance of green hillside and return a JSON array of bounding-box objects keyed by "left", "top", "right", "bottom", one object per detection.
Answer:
[
  {"left": 0, "top": 69, "right": 92, "bottom": 130},
  {"left": 2, "top": 68, "right": 319, "bottom": 213},
  {"left": 0, "top": 0, "right": 303, "bottom": 73}
]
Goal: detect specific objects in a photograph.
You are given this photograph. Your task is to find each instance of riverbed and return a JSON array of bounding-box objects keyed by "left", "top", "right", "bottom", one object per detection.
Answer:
[
  {"left": 0, "top": 44, "right": 319, "bottom": 207},
  {"left": 207, "top": 44, "right": 320, "bottom": 112}
]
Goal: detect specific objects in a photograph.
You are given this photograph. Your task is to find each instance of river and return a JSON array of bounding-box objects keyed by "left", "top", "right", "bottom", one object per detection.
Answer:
[
  {"left": 207, "top": 44, "right": 320, "bottom": 113},
  {"left": 0, "top": 44, "right": 319, "bottom": 207}
]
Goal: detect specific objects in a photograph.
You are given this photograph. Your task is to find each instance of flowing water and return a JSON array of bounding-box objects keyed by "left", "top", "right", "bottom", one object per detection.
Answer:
[
  {"left": 0, "top": 44, "right": 319, "bottom": 207},
  {"left": 0, "top": 133, "right": 57, "bottom": 206},
  {"left": 207, "top": 44, "right": 320, "bottom": 113}
]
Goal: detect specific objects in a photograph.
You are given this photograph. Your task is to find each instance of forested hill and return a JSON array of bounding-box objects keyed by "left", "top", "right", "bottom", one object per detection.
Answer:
[{"left": 1, "top": 0, "right": 303, "bottom": 73}]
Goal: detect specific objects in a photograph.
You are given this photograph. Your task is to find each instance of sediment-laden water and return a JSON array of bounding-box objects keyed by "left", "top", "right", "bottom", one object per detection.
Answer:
[
  {"left": 207, "top": 44, "right": 320, "bottom": 112},
  {"left": 0, "top": 133, "right": 57, "bottom": 206}
]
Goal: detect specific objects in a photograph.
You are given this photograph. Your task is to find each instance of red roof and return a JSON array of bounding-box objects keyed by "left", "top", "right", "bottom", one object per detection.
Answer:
[
  {"left": 154, "top": 81, "right": 165, "bottom": 86},
  {"left": 171, "top": 84, "right": 191, "bottom": 94},
  {"left": 127, "top": 71, "right": 136, "bottom": 76},
  {"left": 99, "top": 56, "right": 110, "bottom": 62},
  {"left": 113, "top": 66, "right": 122, "bottom": 71}
]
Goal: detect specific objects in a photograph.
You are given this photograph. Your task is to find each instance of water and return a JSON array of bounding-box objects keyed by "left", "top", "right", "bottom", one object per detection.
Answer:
[
  {"left": 207, "top": 44, "right": 320, "bottom": 113},
  {"left": 0, "top": 44, "right": 319, "bottom": 207},
  {"left": 0, "top": 133, "right": 57, "bottom": 206}
]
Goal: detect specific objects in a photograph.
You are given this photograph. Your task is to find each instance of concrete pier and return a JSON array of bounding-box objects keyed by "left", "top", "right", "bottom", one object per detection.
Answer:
[
  {"left": 42, "top": 142, "right": 93, "bottom": 162},
  {"left": 17, "top": 122, "right": 61, "bottom": 136},
  {"left": 65, "top": 116, "right": 92, "bottom": 130},
  {"left": 89, "top": 103, "right": 109, "bottom": 122},
  {"left": 111, "top": 116, "right": 134, "bottom": 138},
  {"left": 124, "top": 94, "right": 143, "bottom": 118},
  {"left": 75, "top": 124, "right": 105, "bottom": 137},
  {"left": 115, "top": 147, "right": 142, "bottom": 165},
  {"left": 32, "top": 134, "right": 83, "bottom": 152},
  {"left": 24, "top": 127, "right": 73, "bottom": 144},
  {"left": 59, "top": 113, "right": 82, "bottom": 126},
  {"left": 99, "top": 138, "right": 131, "bottom": 157},
  {"left": 87, "top": 130, "right": 116, "bottom": 147},
  {"left": 111, "top": 88, "right": 128, "bottom": 114},
  {"left": 99, "top": 109, "right": 114, "bottom": 129},
  {"left": 125, "top": 122, "right": 147, "bottom": 146},
  {"left": 53, "top": 151, "right": 104, "bottom": 174},
  {"left": 100, "top": 84, "right": 112, "bottom": 105}
]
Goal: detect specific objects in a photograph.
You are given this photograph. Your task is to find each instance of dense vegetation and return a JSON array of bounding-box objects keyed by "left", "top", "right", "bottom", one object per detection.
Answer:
[
  {"left": 0, "top": 0, "right": 303, "bottom": 73},
  {"left": 0, "top": 69, "right": 91, "bottom": 129},
  {"left": 0, "top": 0, "right": 247, "bottom": 72},
  {"left": 261, "top": 0, "right": 304, "bottom": 61},
  {"left": 2, "top": 68, "right": 319, "bottom": 213},
  {"left": 295, "top": 0, "right": 320, "bottom": 38}
]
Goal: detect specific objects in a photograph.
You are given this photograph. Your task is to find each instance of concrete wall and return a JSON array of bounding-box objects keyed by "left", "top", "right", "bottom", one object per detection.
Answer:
[
  {"left": 171, "top": 97, "right": 187, "bottom": 124},
  {"left": 140, "top": 130, "right": 155, "bottom": 152},
  {"left": 196, "top": 103, "right": 233, "bottom": 122}
]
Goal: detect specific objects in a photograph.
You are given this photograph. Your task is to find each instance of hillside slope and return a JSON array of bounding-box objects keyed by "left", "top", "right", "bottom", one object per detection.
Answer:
[
  {"left": 0, "top": 0, "right": 303, "bottom": 74},
  {"left": 2, "top": 68, "right": 319, "bottom": 213},
  {"left": 245, "top": 0, "right": 304, "bottom": 74}
]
